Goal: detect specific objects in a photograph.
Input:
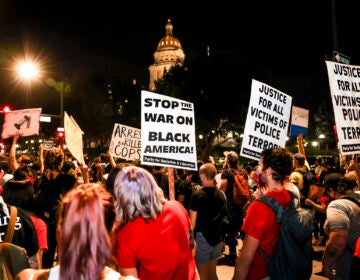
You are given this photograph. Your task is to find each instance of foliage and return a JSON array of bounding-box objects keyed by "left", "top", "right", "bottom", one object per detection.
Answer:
[{"left": 155, "top": 54, "right": 250, "bottom": 161}]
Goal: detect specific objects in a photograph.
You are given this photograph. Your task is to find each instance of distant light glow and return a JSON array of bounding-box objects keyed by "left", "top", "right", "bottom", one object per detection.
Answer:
[
  {"left": 17, "top": 61, "right": 40, "bottom": 81},
  {"left": 2, "top": 105, "right": 11, "bottom": 113}
]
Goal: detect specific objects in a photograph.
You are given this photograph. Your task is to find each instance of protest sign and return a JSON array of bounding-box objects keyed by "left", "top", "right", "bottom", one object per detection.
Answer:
[
  {"left": 1, "top": 108, "right": 42, "bottom": 139},
  {"left": 290, "top": 106, "right": 309, "bottom": 137},
  {"left": 64, "top": 112, "right": 84, "bottom": 165},
  {"left": 109, "top": 123, "right": 141, "bottom": 161},
  {"left": 240, "top": 79, "right": 292, "bottom": 161},
  {"left": 326, "top": 61, "right": 360, "bottom": 155},
  {"left": 141, "top": 90, "right": 197, "bottom": 170}
]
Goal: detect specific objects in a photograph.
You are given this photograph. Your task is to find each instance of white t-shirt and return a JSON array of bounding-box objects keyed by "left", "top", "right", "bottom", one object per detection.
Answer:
[
  {"left": 48, "top": 265, "right": 121, "bottom": 280},
  {"left": 284, "top": 181, "right": 301, "bottom": 208}
]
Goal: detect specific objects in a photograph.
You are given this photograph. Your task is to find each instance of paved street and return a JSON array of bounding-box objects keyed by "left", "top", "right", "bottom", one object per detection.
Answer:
[{"left": 216, "top": 239, "right": 327, "bottom": 280}]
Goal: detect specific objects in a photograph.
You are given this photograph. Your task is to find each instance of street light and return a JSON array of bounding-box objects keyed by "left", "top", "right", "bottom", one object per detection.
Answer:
[{"left": 16, "top": 60, "right": 64, "bottom": 127}]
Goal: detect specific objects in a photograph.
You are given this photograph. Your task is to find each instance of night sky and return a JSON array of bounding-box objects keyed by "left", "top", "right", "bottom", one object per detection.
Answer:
[{"left": 1, "top": 1, "right": 360, "bottom": 114}]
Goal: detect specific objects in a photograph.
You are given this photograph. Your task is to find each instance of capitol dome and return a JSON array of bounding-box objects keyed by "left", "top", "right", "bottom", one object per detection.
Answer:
[
  {"left": 148, "top": 19, "right": 185, "bottom": 91},
  {"left": 156, "top": 19, "right": 183, "bottom": 51}
]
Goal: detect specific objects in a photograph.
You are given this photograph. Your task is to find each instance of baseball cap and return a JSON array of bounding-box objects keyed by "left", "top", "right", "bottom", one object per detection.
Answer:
[
  {"left": 323, "top": 172, "right": 342, "bottom": 189},
  {"left": 337, "top": 177, "right": 357, "bottom": 193}
]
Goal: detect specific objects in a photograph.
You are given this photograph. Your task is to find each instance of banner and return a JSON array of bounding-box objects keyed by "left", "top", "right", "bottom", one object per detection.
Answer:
[
  {"left": 109, "top": 123, "right": 141, "bottom": 161},
  {"left": 325, "top": 61, "right": 360, "bottom": 155},
  {"left": 1, "top": 108, "right": 42, "bottom": 139},
  {"left": 141, "top": 90, "right": 197, "bottom": 170},
  {"left": 240, "top": 79, "right": 292, "bottom": 161},
  {"left": 290, "top": 106, "right": 309, "bottom": 137}
]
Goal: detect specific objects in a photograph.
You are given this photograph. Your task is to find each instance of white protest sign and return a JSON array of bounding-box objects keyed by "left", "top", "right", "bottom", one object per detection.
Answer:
[
  {"left": 64, "top": 112, "right": 85, "bottom": 165},
  {"left": 109, "top": 123, "right": 141, "bottom": 161},
  {"left": 1, "top": 108, "right": 42, "bottom": 139},
  {"left": 326, "top": 61, "right": 360, "bottom": 155},
  {"left": 141, "top": 90, "right": 197, "bottom": 170},
  {"left": 240, "top": 79, "right": 292, "bottom": 161}
]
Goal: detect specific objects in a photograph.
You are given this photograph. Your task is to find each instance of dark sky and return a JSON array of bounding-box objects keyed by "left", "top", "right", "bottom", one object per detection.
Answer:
[{"left": 1, "top": 1, "right": 360, "bottom": 113}]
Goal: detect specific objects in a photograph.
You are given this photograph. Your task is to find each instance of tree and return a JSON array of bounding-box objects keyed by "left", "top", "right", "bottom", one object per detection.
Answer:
[{"left": 155, "top": 52, "right": 250, "bottom": 161}]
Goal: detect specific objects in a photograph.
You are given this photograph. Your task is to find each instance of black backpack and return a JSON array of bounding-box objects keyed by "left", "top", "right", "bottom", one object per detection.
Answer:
[
  {"left": 297, "top": 170, "right": 316, "bottom": 199},
  {"left": 258, "top": 192, "right": 314, "bottom": 280}
]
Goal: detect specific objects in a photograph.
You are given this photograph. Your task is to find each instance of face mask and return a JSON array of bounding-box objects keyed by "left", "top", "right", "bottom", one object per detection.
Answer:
[{"left": 256, "top": 170, "right": 266, "bottom": 188}]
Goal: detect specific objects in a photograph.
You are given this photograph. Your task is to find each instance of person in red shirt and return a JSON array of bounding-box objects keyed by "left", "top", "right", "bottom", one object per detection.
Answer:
[
  {"left": 233, "top": 147, "right": 293, "bottom": 280},
  {"left": 113, "top": 165, "right": 198, "bottom": 280}
]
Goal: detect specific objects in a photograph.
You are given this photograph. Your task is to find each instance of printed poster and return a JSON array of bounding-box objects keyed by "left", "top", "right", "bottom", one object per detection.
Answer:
[
  {"left": 326, "top": 61, "right": 360, "bottom": 155},
  {"left": 141, "top": 90, "right": 197, "bottom": 170},
  {"left": 240, "top": 79, "right": 292, "bottom": 161}
]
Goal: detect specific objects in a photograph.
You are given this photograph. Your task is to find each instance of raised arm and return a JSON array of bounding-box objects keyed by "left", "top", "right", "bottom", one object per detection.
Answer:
[
  {"left": 297, "top": 132, "right": 306, "bottom": 158},
  {"left": 38, "top": 144, "right": 44, "bottom": 174},
  {"left": 107, "top": 150, "right": 116, "bottom": 168},
  {"left": 9, "top": 132, "right": 20, "bottom": 173}
]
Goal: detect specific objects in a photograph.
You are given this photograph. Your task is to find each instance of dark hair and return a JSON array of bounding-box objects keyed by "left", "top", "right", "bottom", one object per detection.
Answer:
[
  {"left": 44, "top": 148, "right": 64, "bottom": 171},
  {"left": 2, "top": 177, "right": 34, "bottom": 210},
  {"left": 260, "top": 148, "right": 293, "bottom": 181},
  {"left": 227, "top": 151, "right": 239, "bottom": 168},
  {"left": 62, "top": 160, "right": 76, "bottom": 173},
  {"left": 294, "top": 153, "right": 305, "bottom": 166}
]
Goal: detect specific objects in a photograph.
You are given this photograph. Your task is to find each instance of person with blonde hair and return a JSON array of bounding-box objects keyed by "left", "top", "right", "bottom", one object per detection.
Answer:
[
  {"left": 113, "top": 165, "right": 198, "bottom": 280},
  {"left": 16, "top": 183, "right": 131, "bottom": 280}
]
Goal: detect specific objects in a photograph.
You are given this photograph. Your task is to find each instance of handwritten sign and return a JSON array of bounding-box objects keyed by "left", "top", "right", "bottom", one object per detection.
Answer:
[
  {"left": 109, "top": 123, "right": 141, "bottom": 161},
  {"left": 64, "top": 112, "right": 84, "bottom": 165},
  {"left": 1, "top": 108, "right": 42, "bottom": 139}
]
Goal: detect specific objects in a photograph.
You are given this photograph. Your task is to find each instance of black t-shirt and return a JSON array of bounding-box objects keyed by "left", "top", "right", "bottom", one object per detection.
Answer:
[
  {"left": 189, "top": 187, "right": 227, "bottom": 246},
  {"left": 177, "top": 178, "right": 193, "bottom": 211},
  {"left": 0, "top": 203, "right": 39, "bottom": 257},
  {"left": 33, "top": 173, "right": 76, "bottom": 224},
  {"left": 221, "top": 169, "right": 236, "bottom": 203}
]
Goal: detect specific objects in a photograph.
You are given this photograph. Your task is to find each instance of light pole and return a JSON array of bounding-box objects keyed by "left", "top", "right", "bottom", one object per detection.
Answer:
[{"left": 60, "top": 80, "right": 64, "bottom": 127}]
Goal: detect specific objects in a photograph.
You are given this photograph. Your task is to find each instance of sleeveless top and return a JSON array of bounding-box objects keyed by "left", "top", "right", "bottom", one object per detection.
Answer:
[{"left": 48, "top": 265, "right": 121, "bottom": 279}]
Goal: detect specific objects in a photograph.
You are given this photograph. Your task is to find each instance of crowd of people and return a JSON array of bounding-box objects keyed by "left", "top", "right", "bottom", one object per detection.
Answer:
[{"left": 1, "top": 131, "right": 360, "bottom": 279}]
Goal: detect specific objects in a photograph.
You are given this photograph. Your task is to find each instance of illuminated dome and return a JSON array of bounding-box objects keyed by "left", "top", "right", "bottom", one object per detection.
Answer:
[
  {"left": 148, "top": 19, "right": 185, "bottom": 91},
  {"left": 156, "top": 19, "right": 183, "bottom": 51}
]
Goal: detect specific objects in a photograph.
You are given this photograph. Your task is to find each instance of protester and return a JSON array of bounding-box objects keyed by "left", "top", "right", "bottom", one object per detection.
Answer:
[
  {"left": 113, "top": 165, "right": 198, "bottom": 280},
  {"left": 218, "top": 151, "right": 249, "bottom": 266},
  {"left": 177, "top": 167, "right": 202, "bottom": 212},
  {"left": 2, "top": 169, "right": 48, "bottom": 268},
  {"left": 321, "top": 174, "right": 360, "bottom": 280},
  {"left": 233, "top": 147, "right": 293, "bottom": 280},
  {"left": 189, "top": 162, "right": 227, "bottom": 279},
  {"left": 32, "top": 147, "right": 81, "bottom": 268},
  {"left": 0, "top": 172, "right": 39, "bottom": 268},
  {"left": 16, "top": 183, "right": 132, "bottom": 280},
  {"left": 9, "top": 132, "right": 37, "bottom": 183}
]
